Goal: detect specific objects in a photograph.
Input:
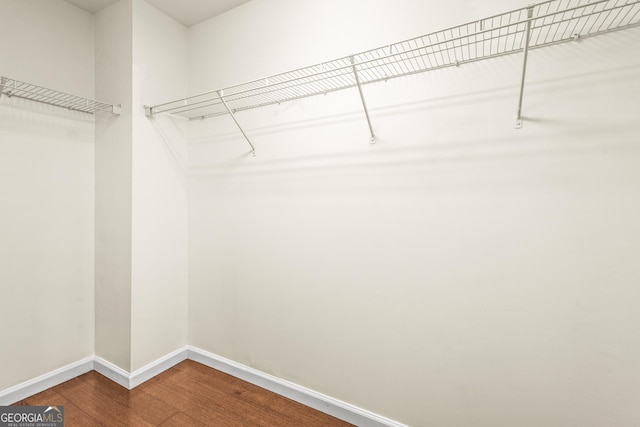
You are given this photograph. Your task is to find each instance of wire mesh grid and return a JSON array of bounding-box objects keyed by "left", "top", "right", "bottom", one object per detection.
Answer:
[
  {"left": 0, "top": 76, "right": 118, "bottom": 114},
  {"left": 148, "top": 0, "right": 640, "bottom": 120}
]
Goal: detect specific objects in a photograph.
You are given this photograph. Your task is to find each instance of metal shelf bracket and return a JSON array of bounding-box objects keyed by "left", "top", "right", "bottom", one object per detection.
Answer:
[
  {"left": 350, "top": 56, "right": 376, "bottom": 143},
  {"left": 515, "top": 6, "right": 534, "bottom": 129},
  {"left": 218, "top": 90, "right": 257, "bottom": 157}
]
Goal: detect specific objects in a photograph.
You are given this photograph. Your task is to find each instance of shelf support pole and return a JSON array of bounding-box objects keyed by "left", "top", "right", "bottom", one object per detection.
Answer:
[
  {"left": 218, "top": 90, "right": 256, "bottom": 157},
  {"left": 350, "top": 56, "right": 376, "bottom": 143},
  {"left": 516, "top": 6, "right": 534, "bottom": 129}
]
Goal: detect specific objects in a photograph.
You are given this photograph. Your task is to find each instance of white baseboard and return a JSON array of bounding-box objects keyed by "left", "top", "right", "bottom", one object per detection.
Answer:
[
  {"left": 0, "top": 348, "right": 190, "bottom": 404},
  {"left": 94, "top": 346, "right": 189, "bottom": 389},
  {"left": 93, "top": 356, "right": 132, "bottom": 389},
  {"left": 187, "top": 346, "right": 408, "bottom": 427},
  {"left": 0, "top": 357, "right": 94, "bottom": 406},
  {"left": 1, "top": 347, "right": 406, "bottom": 427},
  {"left": 129, "top": 347, "right": 188, "bottom": 388}
]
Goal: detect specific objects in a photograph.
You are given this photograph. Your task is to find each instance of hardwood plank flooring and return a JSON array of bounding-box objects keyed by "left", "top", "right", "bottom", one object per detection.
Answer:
[{"left": 14, "top": 360, "right": 354, "bottom": 426}]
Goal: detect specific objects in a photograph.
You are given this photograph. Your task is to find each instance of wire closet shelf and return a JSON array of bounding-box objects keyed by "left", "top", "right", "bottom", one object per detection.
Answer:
[
  {"left": 146, "top": 0, "right": 640, "bottom": 122},
  {"left": 0, "top": 76, "right": 121, "bottom": 115}
]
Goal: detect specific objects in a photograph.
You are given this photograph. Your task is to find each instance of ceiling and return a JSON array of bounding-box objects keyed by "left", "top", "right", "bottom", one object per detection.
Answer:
[
  {"left": 65, "top": 0, "right": 119, "bottom": 14},
  {"left": 64, "top": 0, "right": 251, "bottom": 27}
]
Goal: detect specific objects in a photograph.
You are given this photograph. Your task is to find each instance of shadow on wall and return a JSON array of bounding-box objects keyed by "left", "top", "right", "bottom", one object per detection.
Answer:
[
  {"left": 185, "top": 54, "right": 640, "bottom": 175},
  {"left": 147, "top": 114, "right": 189, "bottom": 178},
  {"left": 0, "top": 96, "right": 94, "bottom": 141},
  {"left": 189, "top": 128, "right": 640, "bottom": 177}
]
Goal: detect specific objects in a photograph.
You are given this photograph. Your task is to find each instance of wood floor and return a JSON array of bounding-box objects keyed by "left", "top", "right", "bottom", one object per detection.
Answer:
[{"left": 14, "top": 360, "right": 354, "bottom": 426}]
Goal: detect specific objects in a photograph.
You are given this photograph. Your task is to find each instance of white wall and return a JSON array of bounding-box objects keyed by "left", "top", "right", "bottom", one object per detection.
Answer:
[
  {"left": 0, "top": 0, "right": 95, "bottom": 97},
  {"left": 188, "top": 1, "right": 640, "bottom": 426},
  {"left": 0, "top": 0, "right": 95, "bottom": 390},
  {"left": 94, "top": 0, "right": 133, "bottom": 371},
  {"left": 188, "top": 0, "right": 515, "bottom": 93},
  {"left": 130, "top": 0, "right": 189, "bottom": 372},
  {"left": 94, "top": 0, "right": 190, "bottom": 373}
]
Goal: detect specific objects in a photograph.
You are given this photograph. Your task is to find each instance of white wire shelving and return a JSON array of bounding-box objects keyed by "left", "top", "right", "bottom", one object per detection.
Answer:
[
  {"left": 146, "top": 0, "right": 640, "bottom": 154},
  {"left": 0, "top": 76, "right": 121, "bottom": 115}
]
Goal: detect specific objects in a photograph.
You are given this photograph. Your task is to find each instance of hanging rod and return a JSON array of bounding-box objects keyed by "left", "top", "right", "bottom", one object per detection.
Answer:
[
  {"left": 0, "top": 76, "right": 121, "bottom": 115},
  {"left": 146, "top": 0, "right": 640, "bottom": 125}
]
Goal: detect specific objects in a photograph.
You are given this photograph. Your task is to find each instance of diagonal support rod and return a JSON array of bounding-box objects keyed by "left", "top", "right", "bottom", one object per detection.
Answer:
[
  {"left": 350, "top": 56, "right": 376, "bottom": 143},
  {"left": 218, "top": 90, "right": 256, "bottom": 156},
  {"left": 0, "top": 77, "right": 7, "bottom": 100},
  {"left": 516, "top": 6, "right": 534, "bottom": 129}
]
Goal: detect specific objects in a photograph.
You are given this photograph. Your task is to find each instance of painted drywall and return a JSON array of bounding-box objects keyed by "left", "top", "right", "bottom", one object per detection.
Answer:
[
  {"left": 94, "top": 0, "right": 133, "bottom": 372},
  {"left": 0, "top": 0, "right": 95, "bottom": 390},
  {"left": 94, "top": 0, "right": 190, "bottom": 373},
  {"left": 188, "top": 1, "right": 640, "bottom": 426},
  {"left": 188, "top": 0, "right": 516, "bottom": 94},
  {"left": 130, "top": 0, "right": 189, "bottom": 372},
  {"left": 0, "top": 0, "right": 95, "bottom": 97}
]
